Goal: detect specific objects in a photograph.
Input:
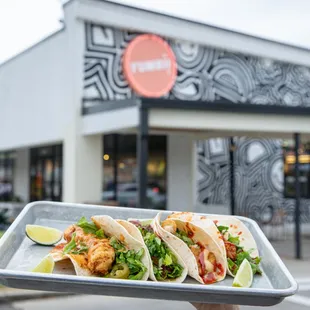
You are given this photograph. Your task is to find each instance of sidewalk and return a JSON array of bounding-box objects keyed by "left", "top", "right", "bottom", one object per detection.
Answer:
[{"left": 0, "top": 287, "right": 74, "bottom": 303}]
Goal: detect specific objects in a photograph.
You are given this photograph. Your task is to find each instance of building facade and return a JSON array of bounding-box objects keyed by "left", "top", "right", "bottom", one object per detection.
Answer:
[{"left": 0, "top": 0, "right": 310, "bottom": 224}]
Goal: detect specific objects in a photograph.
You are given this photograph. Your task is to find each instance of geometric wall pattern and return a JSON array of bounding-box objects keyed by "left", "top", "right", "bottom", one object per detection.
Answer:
[
  {"left": 197, "top": 138, "right": 310, "bottom": 223},
  {"left": 84, "top": 23, "right": 310, "bottom": 107},
  {"left": 83, "top": 23, "right": 310, "bottom": 223}
]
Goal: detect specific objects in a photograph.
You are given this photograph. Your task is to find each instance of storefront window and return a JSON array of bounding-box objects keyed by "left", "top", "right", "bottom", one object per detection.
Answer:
[
  {"left": 30, "top": 145, "right": 63, "bottom": 202},
  {"left": 283, "top": 141, "right": 310, "bottom": 198},
  {"left": 102, "top": 135, "right": 167, "bottom": 209},
  {"left": 0, "top": 152, "right": 15, "bottom": 202}
]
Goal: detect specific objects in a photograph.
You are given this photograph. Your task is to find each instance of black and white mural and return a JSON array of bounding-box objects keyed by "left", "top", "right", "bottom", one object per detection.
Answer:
[
  {"left": 83, "top": 23, "right": 310, "bottom": 107},
  {"left": 83, "top": 23, "right": 310, "bottom": 222},
  {"left": 198, "top": 138, "right": 310, "bottom": 223}
]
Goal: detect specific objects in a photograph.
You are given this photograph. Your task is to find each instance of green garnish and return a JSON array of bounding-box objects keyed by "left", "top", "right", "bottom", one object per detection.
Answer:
[
  {"left": 235, "top": 250, "right": 262, "bottom": 275},
  {"left": 71, "top": 243, "right": 89, "bottom": 255},
  {"left": 76, "top": 216, "right": 106, "bottom": 238},
  {"left": 217, "top": 225, "right": 229, "bottom": 234},
  {"left": 175, "top": 229, "right": 194, "bottom": 247},
  {"left": 109, "top": 236, "right": 147, "bottom": 280},
  {"left": 63, "top": 232, "right": 77, "bottom": 254},
  {"left": 63, "top": 234, "right": 89, "bottom": 255},
  {"left": 95, "top": 228, "right": 105, "bottom": 239},
  {"left": 227, "top": 249, "right": 262, "bottom": 276},
  {"left": 228, "top": 234, "right": 240, "bottom": 246},
  {"left": 138, "top": 226, "right": 184, "bottom": 280}
]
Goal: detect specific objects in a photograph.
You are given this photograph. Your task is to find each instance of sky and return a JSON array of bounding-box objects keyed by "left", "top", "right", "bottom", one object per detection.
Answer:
[{"left": 1, "top": 0, "right": 310, "bottom": 64}]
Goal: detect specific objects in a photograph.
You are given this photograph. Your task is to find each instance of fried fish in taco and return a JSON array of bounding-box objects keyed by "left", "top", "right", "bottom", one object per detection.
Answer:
[
  {"left": 118, "top": 218, "right": 188, "bottom": 283},
  {"left": 50, "top": 215, "right": 149, "bottom": 280},
  {"left": 155, "top": 212, "right": 226, "bottom": 284},
  {"left": 168, "top": 212, "right": 262, "bottom": 277}
]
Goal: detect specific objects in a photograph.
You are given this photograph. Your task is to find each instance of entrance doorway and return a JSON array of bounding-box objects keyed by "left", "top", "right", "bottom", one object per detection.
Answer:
[{"left": 29, "top": 145, "right": 62, "bottom": 202}]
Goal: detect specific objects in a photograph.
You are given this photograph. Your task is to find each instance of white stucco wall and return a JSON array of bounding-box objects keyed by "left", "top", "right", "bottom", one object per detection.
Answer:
[{"left": 0, "top": 30, "right": 69, "bottom": 150}]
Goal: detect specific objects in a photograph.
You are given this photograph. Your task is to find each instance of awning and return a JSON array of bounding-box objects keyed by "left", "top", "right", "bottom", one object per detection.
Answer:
[{"left": 81, "top": 99, "right": 310, "bottom": 141}]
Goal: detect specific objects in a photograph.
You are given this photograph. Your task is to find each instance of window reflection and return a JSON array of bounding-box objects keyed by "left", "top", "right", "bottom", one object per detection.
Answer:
[
  {"left": 30, "top": 145, "right": 63, "bottom": 202},
  {"left": 283, "top": 140, "right": 310, "bottom": 198},
  {"left": 102, "top": 135, "right": 167, "bottom": 209},
  {"left": 0, "top": 152, "right": 15, "bottom": 201}
]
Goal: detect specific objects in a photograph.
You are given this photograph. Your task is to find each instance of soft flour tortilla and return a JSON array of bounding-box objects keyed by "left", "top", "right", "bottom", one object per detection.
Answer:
[
  {"left": 167, "top": 212, "right": 227, "bottom": 260},
  {"left": 119, "top": 217, "right": 188, "bottom": 283},
  {"left": 50, "top": 215, "right": 150, "bottom": 280},
  {"left": 168, "top": 212, "right": 259, "bottom": 277},
  {"left": 206, "top": 214, "right": 259, "bottom": 258},
  {"left": 91, "top": 215, "right": 149, "bottom": 280},
  {"left": 155, "top": 212, "right": 226, "bottom": 284},
  {"left": 117, "top": 219, "right": 156, "bottom": 281},
  {"left": 50, "top": 244, "right": 93, "bottom": 277}
]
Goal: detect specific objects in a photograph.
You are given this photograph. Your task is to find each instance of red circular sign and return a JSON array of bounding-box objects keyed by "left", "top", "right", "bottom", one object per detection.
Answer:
[{"left": 122, "top": 34, "right": 177, "bottom": 98}]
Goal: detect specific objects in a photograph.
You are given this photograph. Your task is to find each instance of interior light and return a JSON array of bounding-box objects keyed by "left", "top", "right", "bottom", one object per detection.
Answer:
[{"left": 103, "top": 154, "right": 110, "bottom": 160}]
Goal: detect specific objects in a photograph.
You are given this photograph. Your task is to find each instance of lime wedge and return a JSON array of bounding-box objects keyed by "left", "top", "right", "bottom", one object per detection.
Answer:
[
  {"left": 32, "top": 255, "right": 55, "bottom": 273},
  {"left": 232, "top": 259, "right": 253, "bottom": 288},
  {"left": 26, "top": 225, "right": 62, "bottom": 245}
]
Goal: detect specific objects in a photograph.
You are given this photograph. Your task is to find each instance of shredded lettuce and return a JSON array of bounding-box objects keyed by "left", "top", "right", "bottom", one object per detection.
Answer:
[
  {"left": 175, "top": 229, "right": 194, "bottom": 247},
  {"left": 109, "top": 236, "right": 147, "bottom": 280},
  {"left": 138, "top": 226, "right": 184, "bottom": 280}
]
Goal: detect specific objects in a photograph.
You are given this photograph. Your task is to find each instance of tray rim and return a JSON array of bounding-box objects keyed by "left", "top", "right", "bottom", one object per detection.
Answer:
[{"left": 0, "top": 201, "right": 298, "bottom": 299}]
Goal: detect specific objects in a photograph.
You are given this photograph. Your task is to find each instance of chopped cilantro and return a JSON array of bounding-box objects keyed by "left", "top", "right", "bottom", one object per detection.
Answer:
[
  {"left": 217, "top": 225, "right": 229, "bottom": 234},
  {"left": 63, "top": 232, "right": 77, "bottom": 254},
  {"left": 227, "top": 249, "right": 262, "bottom": 276},
  {"left": 95, "top": 228, "right": 105, "bottom": 239},
  {"left": 71, "top": 243, "right": 88, "bottom": 255},
  {"left": 76, "top": 216, "right": 106, "bottom": 238},
  {"left": 228, "top": 234, "right": 240, "bottom": 245}
]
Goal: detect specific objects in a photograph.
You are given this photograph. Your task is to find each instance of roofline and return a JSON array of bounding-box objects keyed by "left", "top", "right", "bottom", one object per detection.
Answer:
[
  {"left": 76, "top": 0, "right": 310, "bottom": 67},
  {"left": 101, "top": 0, "right": 310, "bottom": 54},
  {"left": 0, "top": 27, "right": 65, "bottom": 69}
]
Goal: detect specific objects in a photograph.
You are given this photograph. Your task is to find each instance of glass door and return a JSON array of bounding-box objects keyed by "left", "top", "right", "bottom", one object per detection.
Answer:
[{"left": 30, "top": 145, "right": 62, "bottom": 202}]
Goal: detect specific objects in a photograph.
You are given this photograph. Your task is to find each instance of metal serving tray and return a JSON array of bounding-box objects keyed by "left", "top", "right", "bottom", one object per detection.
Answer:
[{"left": 0, "top": 201, "right": 297, "bottom": 306}]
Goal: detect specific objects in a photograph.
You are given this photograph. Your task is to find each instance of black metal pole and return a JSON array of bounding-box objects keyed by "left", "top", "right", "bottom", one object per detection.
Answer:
[
  {"left": 112, "top": 134, "right": 118, "bottom": 202},
  {"left": 294, "top": 133, "right": 302, "bottom": 259},
  {"left": 229, "top": 137, "right": 235, "bottom": 215},
  {"left": 137, "top": 106, "right": 149, "bottom": 209}
]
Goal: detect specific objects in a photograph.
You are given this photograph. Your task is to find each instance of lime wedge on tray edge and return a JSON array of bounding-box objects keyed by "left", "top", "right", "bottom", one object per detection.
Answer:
[
  {"left": 31, "top": 255, "right": 55, "bottom": 274},
  {"left": 232, "top": 259, "right": 253, "bottom": 288},
  {"left": 26, "top": 224, "right": 63, "bottom": 246}
]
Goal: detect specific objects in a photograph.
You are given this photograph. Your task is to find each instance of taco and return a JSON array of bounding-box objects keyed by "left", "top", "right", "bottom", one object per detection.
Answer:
[
  {"left": 50, "top": 215, "right": 149, "bottom": 280},
  {"left": 155, "top": 212, "right": 226, "bottom": 284},
  {"left": 168, "top": 212, "right": 262, "bottom": 277},
  {"left": 118, "top": 218, "right": 188, "bottom": 282}
]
